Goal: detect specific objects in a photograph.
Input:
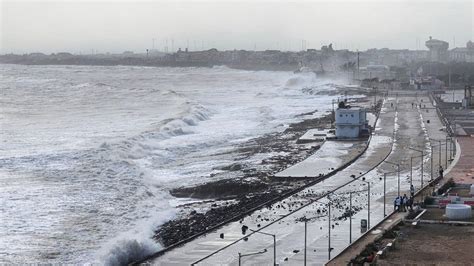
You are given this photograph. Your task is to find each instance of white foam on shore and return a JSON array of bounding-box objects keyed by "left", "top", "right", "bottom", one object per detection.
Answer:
[{"left": 97, "top": 209, "right": 176, "bottom": 266}]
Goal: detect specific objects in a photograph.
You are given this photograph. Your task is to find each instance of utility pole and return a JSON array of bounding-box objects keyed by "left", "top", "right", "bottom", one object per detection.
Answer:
[
  {"left": 349, "top": 192, "right": 352, "bottom": 243},
  {"left": 357, "top": 51, "right": 360, "bottom": 80},
  {"left": 383, "top": 173, "right": 386, "bottom": 217},
  {"left": 304, "top": 220, "right": 307, "bottom": 266},
  {"left": 445, "top": 136, "right": 449, "bottom": 169},
  {"left": 368, "top": 183, "right": 370, "bottom": 228},
  {"left": 439, "top": 140, "right": 442, "bottom": 166},
  {"left": 431, "top": 145, "right": 434, "bottom": 180},
  {"left": 374, "top": 87, "right": 377, "bottom": 107},
  {"left": 328, "top": 202, "right": 331, "bottom": 260}
]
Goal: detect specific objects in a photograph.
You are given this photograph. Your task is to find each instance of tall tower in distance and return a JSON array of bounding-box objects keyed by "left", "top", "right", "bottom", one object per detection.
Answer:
[{"left": 425, "top": 36, "right": 449, "bottom": 62}]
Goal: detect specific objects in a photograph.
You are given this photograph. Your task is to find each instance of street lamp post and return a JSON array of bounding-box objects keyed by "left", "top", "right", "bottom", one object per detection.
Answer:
[
  {"left": 238, "top": 249, "right": 267, "bottom": 266},
  {"left": 430, "top": 139, "right": 448, "bottom": 180},
  {"left": 383, "top": 173, "right": 386, "bottom": 217},
  {"left": 328, "top": 202, "right": 331, "bottom": 260},
  {"left": 430, "top": 145, "right": 434, "bottom": 181},
  {"left": 349, "top": 192, "right": 352, "bottom": 243},
  {"left": 445, "top": 136, "right": 449, "bottom": 169},
  {"left": 302, "top": 213, "right": 326, "bottom": 266},
  {"left": 439, "top": 140, "right": 442, "bottom": 166},
  {"left": 304, "top": 220, "right": 307, "bottom": 265},
  {"left": 360, "top": 178, "right": 370, "bottom": 229},
  {"left": 409, "top": 147, "right": 424, "bottom": 188},
  {"left": 385, "top": 161, "right": 400, "bottom": 197},
  {"left": 247, "top": 229, "right": 276, "bottom": 266}
]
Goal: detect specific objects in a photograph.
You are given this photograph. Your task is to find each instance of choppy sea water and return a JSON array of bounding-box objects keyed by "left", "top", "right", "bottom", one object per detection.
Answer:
[{"left": 0, "top": 64, "right": 343, "bottom": 264}]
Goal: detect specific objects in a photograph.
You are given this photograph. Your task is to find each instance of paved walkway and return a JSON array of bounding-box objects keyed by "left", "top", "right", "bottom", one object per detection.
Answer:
[
  {"left": 328, "top": 92, "right": 454, "bottom": 265},
  {"left": 274, "top": 140, "right": 365, "bottom": 178},
  {"left": 445, "top": 137, "right": 474, "bottom": 185}
]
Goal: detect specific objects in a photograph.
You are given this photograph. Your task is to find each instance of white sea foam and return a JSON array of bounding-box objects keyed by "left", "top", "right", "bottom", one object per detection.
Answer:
[{"left": 97, "top": 210, "right": 176, "bottom": 266}]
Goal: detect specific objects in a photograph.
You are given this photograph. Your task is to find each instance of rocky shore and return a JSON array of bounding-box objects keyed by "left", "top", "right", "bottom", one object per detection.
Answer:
[{"left": 156, "top": 111, "right": 334, "bottom": 246}]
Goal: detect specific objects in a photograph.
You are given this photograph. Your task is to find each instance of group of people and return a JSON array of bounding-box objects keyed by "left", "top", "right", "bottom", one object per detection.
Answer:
[{"left": 394, "top": 193, "right": 414, "bottom": 212}]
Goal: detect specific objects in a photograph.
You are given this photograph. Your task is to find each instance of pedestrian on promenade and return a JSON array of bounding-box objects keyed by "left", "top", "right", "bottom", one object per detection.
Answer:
[
  {"left": 439, "top": 166, "right": 444, "bottom": 178},
  {"left": 410, "top": 184, "right": 415, "bottom": 197},
  {"left": 408, "top": 196, "right": 414, "bottom": 211},
  {"left": 394, "top": 196, "right": 401, "bottom": 212},
  {"left": 402, "top": 194, "right": 408, "bottom": 212}
]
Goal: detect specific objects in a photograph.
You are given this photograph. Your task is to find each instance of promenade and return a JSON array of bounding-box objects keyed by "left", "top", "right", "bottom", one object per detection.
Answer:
[
  {"left": 329, "top": 91, "right": 457, "bottom": 265},
  {"left": 138, "top": 90, "right": 450, "bottom": 265}
]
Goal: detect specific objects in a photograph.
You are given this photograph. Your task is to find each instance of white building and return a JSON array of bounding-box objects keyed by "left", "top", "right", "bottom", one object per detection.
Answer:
[
  {"left": 359, "top": 64, "right": 394, "bottom": 80},
  {"left": 335, "top": 104, "right": 369, "bottom": 138},
  {"left": 450, "top": 41, "right": 474, "bottom": 62},
  {"left": 425, "top": 37, "right": 449, "bottom": 62}
]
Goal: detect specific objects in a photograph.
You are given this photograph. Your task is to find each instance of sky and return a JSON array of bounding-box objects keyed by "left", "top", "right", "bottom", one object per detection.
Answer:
[{"left": 1, "top": 0, "right": 473, "bottom": 54}]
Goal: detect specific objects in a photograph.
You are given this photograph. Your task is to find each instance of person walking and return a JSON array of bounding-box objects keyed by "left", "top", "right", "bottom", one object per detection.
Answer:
[
  {"left": 395, "top": 196, "right": 401, "bottom": 212},
  {"left": 402, "top": 194, "right": 408, "bottom": 212},
  {"left": 408, "top": 196, "right": 414, "bottom": 211},
  {"left": 439, "top": 166, "right": 444, "bottom": 178},
  {"left": 410, "top": 184, "right": 415, "bottom": 197}
]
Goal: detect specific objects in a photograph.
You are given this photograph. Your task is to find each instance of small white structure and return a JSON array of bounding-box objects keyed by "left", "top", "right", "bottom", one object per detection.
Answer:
[
  {"left": 445, "top": 204, "right": 472, "bottom": 220},
  {"left": 297, "top": 129, "right": 327, "bottom": 143},
  {"left": 335, "top": 103, "right": 369, "bottom": 138}
]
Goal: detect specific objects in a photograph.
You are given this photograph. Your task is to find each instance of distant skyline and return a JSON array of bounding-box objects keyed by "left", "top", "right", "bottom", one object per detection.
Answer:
[{"left": 1, "top": 0, "right": 473, "bottom": 54}]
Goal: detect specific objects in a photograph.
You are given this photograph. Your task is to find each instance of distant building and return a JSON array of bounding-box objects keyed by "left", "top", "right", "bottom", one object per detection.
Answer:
[
  {"left": 410, "top": 76, "right": 444, "bottom": 90},
  {"left": 450, "top": 41, "right": 474, "bottom": 62},
  {"left": 426, "top": 36, "right": 449, "bottom": 62},
  {"left": 359, "top": 64, "right": 394, "bottom": 80},
  {"left": 335, "top": 103, "right": 369, "bottom": 138}
]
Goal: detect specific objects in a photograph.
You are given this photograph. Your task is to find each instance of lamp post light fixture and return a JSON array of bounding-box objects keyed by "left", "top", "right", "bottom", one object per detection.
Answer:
[
  {"left": 430, "top": 138, "right": 449, "bottom": 181},
  {"left": 301, "top": 213, "right": 326, "bottom": 266},
  {"left": 346, "top": 188, "right": 369, "bottom": 244},
  {"left": 245, "top": 228, "right": 276, "bottom": 266},
  {"left": 238, "top": 249, "right": 267, "bottom": 266},
  {"left": 409, "top": 147, "right": 424, "bottom": 188},
  {"left": 384, "top": 161, "right": 400, "bottom": 197},
  {"left": 349, "top": 192, "right": 353, "bottom": 243},
  {"left": 383, "top": 173, "right": 386, "bottom": 217},
  {"left": 379, "top": 170, "right": 399, "bottom": 217},
  {"left": 328, "top": 201, "right": 331, "bottom": 260},
  {"left": 360, "top": 178, "right": 371, "bottom": 229}
]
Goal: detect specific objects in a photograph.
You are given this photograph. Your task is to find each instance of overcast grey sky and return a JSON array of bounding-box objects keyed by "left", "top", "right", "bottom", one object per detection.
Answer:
[{"left": 1, "top": 0, "right": 473, "bottom": 54}]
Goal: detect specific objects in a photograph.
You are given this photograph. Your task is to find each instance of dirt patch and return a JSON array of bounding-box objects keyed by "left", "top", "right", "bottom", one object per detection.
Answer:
[
  {"left": 378, "top": 224, "right": 474, "bottom": 265},
  {"left": 420, "top": 207, "right": 474, "bottom": 222}
]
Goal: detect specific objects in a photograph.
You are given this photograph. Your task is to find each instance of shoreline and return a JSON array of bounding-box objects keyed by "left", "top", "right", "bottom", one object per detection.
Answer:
[{"left": 0, "top": 59, "right": 298, "bottom": 72}]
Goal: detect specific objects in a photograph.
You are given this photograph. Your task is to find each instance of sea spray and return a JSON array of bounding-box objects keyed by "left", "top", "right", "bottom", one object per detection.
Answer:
[{"left": 98, "top": 210, "right": 176, "bottom": 266}]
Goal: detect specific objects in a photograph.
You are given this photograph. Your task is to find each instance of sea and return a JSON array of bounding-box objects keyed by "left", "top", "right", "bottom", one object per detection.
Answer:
[{"left": 0, "top": 64, "right": 343, "bottom": 264}]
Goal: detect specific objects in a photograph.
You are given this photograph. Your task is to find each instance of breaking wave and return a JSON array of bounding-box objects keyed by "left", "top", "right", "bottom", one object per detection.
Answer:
[
  {"left": 285, "top": 72, "right": 317, "bottom": 87},
  {"left": 98, "top": 210, "right": 176, "bottom": 266}
]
